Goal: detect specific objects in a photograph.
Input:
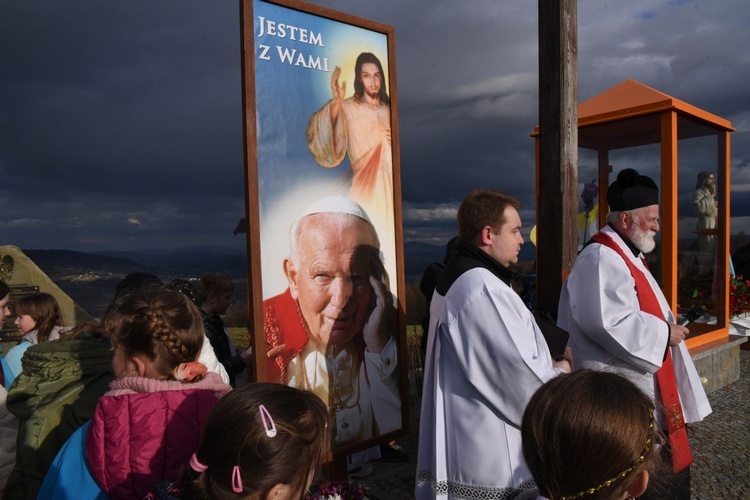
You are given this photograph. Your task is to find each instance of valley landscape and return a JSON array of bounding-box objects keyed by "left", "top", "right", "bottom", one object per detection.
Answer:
[{"left": 21, "top": 242, "right": 462, "bottom": 320}]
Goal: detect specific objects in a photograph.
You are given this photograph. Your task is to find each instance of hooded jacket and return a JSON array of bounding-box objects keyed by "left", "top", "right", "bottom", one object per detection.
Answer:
[
  {"left": 38, "top": 372, "right": 231, "bottom": 500},
  {"left": 5, "top": 336, "right": 114, "bottom": 500}
]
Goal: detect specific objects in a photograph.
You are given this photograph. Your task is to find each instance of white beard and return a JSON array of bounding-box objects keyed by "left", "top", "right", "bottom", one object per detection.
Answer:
[{"left": 629, "top": 228, "right": 657, "bottom": 254}]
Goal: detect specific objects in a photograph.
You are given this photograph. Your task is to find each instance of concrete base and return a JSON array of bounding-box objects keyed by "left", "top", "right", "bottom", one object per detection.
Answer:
[{"left": 689, "top": 335, "right": 748, "bottom": 394}]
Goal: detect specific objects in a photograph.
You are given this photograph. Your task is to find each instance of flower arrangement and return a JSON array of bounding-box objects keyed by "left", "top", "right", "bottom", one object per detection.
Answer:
[
  {"left": 729, "top": 275, "right": 750, "bottom": 318},
  {"left": 305, "top": 479, "right": 369, "bottom": 500}
]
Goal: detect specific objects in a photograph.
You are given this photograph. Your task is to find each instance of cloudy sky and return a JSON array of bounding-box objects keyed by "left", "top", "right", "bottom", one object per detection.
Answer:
[{"left": 2, "top": 0, "right": 749, "bottom": 254}]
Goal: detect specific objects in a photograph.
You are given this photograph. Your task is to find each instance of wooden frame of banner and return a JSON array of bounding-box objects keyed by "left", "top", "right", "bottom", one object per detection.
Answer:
[{"left": 239, "top": 0, "right": 408, "bottom": 476}]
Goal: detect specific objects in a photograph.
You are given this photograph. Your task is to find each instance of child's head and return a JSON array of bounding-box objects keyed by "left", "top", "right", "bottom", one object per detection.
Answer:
[
  {"left": 196, "top": 273, "right": 234, "bottom": 315},
  {"left": 0, "top": 280, "right": 10, "bottom": 323},
  {"left": 165, "top": 278, "right": 200, "bottom": 306},
  {"left": 100, "top": 272, "right": 164, "bottom": 322},
  {"left": 13, "top": 293, "right": 63, "bottom": 343},
  {"left": 109, "top": 289, "right": 204, "bottom": 380},
  {"left": 182, "top": 382, "right": 328, "bottom": 499},
  {"left": 522, "top": 370, "right": 660, "bottom": 500},
  {"left": 115, "top": 272, "right": 163, "bottom": 298}
]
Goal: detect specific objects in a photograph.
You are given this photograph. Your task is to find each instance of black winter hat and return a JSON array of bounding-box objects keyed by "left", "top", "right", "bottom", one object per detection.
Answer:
[{"left": 607, "top": 168, "right": 659, "bottom": 211}]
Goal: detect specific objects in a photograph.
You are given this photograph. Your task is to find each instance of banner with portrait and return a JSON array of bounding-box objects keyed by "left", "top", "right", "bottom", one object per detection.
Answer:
[{"left": 240, "top": 0, "right": 407, "bottom": 458}]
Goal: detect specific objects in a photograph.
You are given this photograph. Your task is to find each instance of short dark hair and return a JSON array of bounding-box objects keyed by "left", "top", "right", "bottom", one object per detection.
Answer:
[
  {"left": 522, "top": 370, "right": 660, "bottom": 500},
  {"left": 115, "top": 272, "right": 162, "bottom": 298},
  {"left": 457, "top": 189, "right": 521, "bottom": 242},
  {"left": 196, "top": 273, "right": 234, "bottom": 302}
]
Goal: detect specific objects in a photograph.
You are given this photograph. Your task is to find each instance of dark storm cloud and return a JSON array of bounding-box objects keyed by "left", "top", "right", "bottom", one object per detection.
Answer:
[
  {"left": 1, "top": 0, "right": 243, "bottom": 196},
  {"left": 1, "top": 0, "right": 248, "bottom": 250},
  {"left": 2, "top": 0, "right": 749, "bottom": 250}
]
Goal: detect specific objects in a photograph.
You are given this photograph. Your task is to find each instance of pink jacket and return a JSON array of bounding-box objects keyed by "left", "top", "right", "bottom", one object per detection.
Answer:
[{"left": 85, "top": 372, "right": 231, "bottom": 499}]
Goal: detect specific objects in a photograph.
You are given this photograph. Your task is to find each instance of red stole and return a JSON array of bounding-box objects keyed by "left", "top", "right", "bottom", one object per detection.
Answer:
[{"left": 591, "top": 232, "right": 693, "bottom": 473}]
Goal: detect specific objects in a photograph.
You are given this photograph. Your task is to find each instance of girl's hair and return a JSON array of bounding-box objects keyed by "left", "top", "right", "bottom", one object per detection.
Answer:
[
  {"left": 180, "top": 383, "right": 328, "bottom": 499},
  {"left": 165, "top": 278, "right": 200, "bottom": 306},
  {"left": 522, "top": 370, "right": 661, "bottom": 500},
  {"left": 108, "top": 289, "right": 204, "bottom": 379},
  {"left": 0, "top": 280, "right": 9, "bottom": 301},
  {"left": 61, "top": 289, "right": 138, "bottom": 341},
  {"left": 14, "top": 293, "right": 63, "bottom": 343}
]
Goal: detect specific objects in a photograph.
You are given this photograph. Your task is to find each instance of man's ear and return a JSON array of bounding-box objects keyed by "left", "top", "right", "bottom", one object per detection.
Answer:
[
  {"left": 479, "top": 225, "right": 494, "bottom": 246},
  {"left": 283, "top": 258, "right": 299, "bottom": 300},
  {"left": 628, "top": 470, "right": 649, "bottom": 498},
  {"left": 619, "top": 210, "right": 631, "bottom": 229},
  {"left": 202, "top": 291, "right": 216, "bottom": 307}
]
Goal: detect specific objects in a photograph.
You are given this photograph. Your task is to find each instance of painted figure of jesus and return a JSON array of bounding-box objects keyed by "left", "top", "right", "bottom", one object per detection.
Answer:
[{"left": 306, "top": 52, "right": 396, "bottom": 279}]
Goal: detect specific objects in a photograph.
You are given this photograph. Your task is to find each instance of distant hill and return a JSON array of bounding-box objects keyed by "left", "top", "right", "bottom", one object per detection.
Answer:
[
  {"left": 24, "top": 249, "right": 149, "bottom": 274},
  {"left": 95, "top": 250, "right": 248, "bottom": 278},
  {"left": 403, "top": 242, "right": 445, "bottom": 283},
  {"left": 23, "top": 243, "right": 541, "bottom": 318},
  {"left": 23, "top": 248, "right": 249, "bottom": 318}
]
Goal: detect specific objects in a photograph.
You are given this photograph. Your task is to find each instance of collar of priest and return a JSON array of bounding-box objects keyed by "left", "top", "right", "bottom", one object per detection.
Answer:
[{"left": 436, "top": 238, "right": 519, "bottom": 296}]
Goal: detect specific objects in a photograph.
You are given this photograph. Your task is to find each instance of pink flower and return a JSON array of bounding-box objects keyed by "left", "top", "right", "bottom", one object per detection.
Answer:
[
  {"left": 305, "top": 479, "right": 368, "bottom": 500},
  {"left": 172, "top": 361, "right": 207, "bottom": 382}
]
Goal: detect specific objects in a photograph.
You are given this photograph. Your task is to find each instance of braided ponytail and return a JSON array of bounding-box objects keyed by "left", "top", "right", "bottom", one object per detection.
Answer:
[{"left": 110, "top": 289, "right": 204, "bottom": 380}]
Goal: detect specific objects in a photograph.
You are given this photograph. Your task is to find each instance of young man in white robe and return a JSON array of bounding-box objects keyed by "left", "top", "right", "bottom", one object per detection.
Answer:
[
  {"left": 416, "top": 189, "right": 571, "bottom": 500},
  {"left": 557, "top": 168, "right": 711, "bottom": 500}
]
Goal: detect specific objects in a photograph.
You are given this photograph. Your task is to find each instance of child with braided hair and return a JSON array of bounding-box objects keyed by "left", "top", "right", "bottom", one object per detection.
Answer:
[
  {"left": 516, "top": 370, "right": 662, "bottom": 500},
  {"left": 38, "top": 289, "right": 232, "bottom": 500},
  {"left": 146, "top": 382, "right": 328, "bottom": 500}
]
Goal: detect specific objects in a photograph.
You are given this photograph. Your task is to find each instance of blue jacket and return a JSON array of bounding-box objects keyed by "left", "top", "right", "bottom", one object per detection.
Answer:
[{"left": 37, "top": 422, "right": 106, "bottom": 500}]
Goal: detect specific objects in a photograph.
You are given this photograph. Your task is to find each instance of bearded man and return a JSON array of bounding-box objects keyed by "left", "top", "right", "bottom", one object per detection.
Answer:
[
  {"left": 557, "top": 168, "right": 711, "bottom": 500},
  {"left": 306, "top": 52, "right": 395, "bottom": 281}
]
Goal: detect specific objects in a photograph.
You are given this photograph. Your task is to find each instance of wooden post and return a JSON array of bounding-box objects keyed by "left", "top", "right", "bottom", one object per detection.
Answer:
[
  {"left": 597, "top": 150, "right": 611, "bottom": 230},
  {"left": 536, "top": 0, "right": 578, "bottom": 316}
]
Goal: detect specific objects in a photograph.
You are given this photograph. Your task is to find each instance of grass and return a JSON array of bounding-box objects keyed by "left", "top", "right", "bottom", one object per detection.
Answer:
[{"left": 227, "top": 327, "right": 250, "bottom": 350}]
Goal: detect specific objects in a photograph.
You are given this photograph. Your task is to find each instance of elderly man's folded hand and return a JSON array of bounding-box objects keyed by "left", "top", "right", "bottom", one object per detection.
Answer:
[{"left": 362, "top": 274, "right": 393, "bottom": 354}]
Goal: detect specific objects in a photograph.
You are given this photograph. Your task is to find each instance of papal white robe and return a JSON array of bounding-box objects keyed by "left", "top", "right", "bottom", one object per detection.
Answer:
[
  {"left": 416, "top": 259, "right": 565, "bottom": 499},
  {"left": 285, "top": 337, "right": 401, "bottom": 447},
  {"left": 557, "top": 225, "right": 711, "bottom": 427}
]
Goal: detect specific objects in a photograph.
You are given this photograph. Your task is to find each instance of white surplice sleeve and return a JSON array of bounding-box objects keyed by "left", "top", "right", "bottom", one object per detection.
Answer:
[
  {"left": 561, "top": 245, "right": 668, "bottom": 374},
  {"left": 442, "top": 269, "right": 563, "bottom": 428}
]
